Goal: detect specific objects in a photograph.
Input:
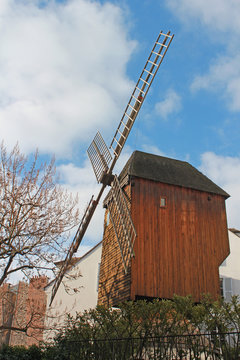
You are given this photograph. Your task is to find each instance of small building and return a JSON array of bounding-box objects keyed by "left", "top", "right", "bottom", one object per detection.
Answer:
[
  {"left": 0, "top": 276, "right": 47, "bottom": 347},
  {"left": 98, "top": 151, "right": 230, "bottom": 306},
  {"left": 44, "top": 241, "right": 102, "bottom": 342},
  {"left": 219, "top": 228, "right": 240, "bottom": 301}
]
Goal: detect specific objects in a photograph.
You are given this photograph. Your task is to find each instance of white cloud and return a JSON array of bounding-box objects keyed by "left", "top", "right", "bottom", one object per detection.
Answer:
[
  {"left": 0, "top": 0, "right": 136, "bottom": 156},
  {"left": 142, "top": 144, "right": 166, "bottom": 157},
  {"left": 166, "top": 0, "right": 240, "bottom": 112},
  {"left": 166, "top": 0, "right": 240, "bottom": 33},
  {"left": 154, "top": 89, "right": 182, "bottom": 120},
  {"left": 199, "top": 152, "right": 240, "bottom": 229},
  {"left": 191, "top": 54, "right": 240, "bottom": 112}
]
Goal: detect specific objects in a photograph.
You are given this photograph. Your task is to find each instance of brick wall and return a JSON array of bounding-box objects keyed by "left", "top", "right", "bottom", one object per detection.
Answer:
[
  {"left": 9, "top": 282, "right": 28, "bottom": 346},
  {"left": 0, "top": 284, "right": 16, "bottom": 345},
  {"left": 26, "top": 276, "right": 48, "bottom": 346},
  {"left": 0, "top": 276, "right": 47, "bottom": 347}
]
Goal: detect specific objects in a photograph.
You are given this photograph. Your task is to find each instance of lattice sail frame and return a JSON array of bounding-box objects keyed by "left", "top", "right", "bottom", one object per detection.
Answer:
[
  {"left": 87, "top": 131, "right": 112, "bottom": 183},
  {"left": 50, "top": 196, "right": 98, "bottom": 305},
  {"left": 106, "top": 176, "right": 136, "bottom": 274},
  {"left": 110, "top": 31, "right": 174, "bottom": 160}
]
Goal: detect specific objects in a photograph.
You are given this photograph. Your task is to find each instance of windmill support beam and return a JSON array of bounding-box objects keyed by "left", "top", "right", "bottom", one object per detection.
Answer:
[{"left": 50, "top": 184, "right": 106, "bottom": 306}]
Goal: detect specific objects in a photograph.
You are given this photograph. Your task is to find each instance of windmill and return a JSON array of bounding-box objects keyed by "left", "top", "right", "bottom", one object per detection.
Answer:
[{"left": 50, "top": 30, "right": 174, "bottom": 306}]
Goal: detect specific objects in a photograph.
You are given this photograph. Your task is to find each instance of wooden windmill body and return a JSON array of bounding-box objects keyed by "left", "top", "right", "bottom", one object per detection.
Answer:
[{"left": 98, "top": 151, "right": 230, "bottom": 306}]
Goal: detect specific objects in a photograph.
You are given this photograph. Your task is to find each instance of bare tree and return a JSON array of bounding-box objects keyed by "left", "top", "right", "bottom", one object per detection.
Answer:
[{"left": 0, "top": 142, "right": 79, "bottom": 286}]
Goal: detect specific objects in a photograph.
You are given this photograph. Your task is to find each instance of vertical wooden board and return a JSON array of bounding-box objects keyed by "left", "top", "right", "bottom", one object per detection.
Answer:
[
  {"left": 216, "top": 196, "right": 230, "bottom": 265},
  {"left": 148, "top": 182, "right": 153, "bottom": 293},
  {"left": 150, "top": 183, "right": 156, "bottom": 295},
  {"left": 206, "top": 195, "right": 219, "bottom": 296},
  {"left": 150, "top": 181, "right": 160, "bottom": 297},
  {"left": 188, "top": 193, "right": 196, "bottom": 296},
  {"left": 211, "top": 195, "right": 229, "bottom": 295},
  {"left": 129, "top": 180, "right": 135, "bottom": 300},
  {"left": 154, "top": 181, "right": 162, "bottom": 297},
  {"left": 142, "top": 180, "right": 148, "bottom": 295},
  {"left": 182, "top": 192, "right": 191, "bottom": 295},
  {"left": 130, "top": 178, "right": 139, "bottom": 299},
  {"left": 130, "top": 177, "right": 229, "bottom": 302},
  {"left": 193, "top": 191, "right": 204, "bottom": 298},
  {"left": 194, "top": 190, "right": 204, "bottom": 299},
  {"left": 168, "top": 184, "right": 176, "bottom": 297},
  {"left": 173, "top": 185, "right": 183, "bottom": 296},
  {"left": 191, "top": 192, "right": 208, "bottom": 299},
  {"left": 131, "top": 178, "right": 147, "bottom": 297},
  {"left": 193, "top": 191, "right": 201, "bottom": 298},
  {"left": 159, "top": 185, "right": 167, "bottom": 297}
]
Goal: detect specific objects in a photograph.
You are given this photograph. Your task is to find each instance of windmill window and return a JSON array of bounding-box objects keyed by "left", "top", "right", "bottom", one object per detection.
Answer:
[
  {"left": 160, "top": 197, "right": 166, "bottom": 208},
  {"left": 220, "top": 277, "right": 233, "bottom": 302},
  {"left": 220, "top": 278, "right": 224, "bottom": 298}
]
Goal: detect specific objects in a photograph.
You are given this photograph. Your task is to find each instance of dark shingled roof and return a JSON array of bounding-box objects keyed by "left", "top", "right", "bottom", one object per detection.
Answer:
[{"left": 119, "top": 151, "right": 229, "bottom": 198}]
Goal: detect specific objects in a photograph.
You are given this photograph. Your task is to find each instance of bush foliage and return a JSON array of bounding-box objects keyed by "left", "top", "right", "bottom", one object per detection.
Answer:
[
  {"left": 0, "top": 344, "right": 42, "bottom": 360},
  {"left": 56, "top": 294, "right": 240, "bottom": 340},
  {"left": 1, "top": 295, "right": 240, "bottom": 359}
]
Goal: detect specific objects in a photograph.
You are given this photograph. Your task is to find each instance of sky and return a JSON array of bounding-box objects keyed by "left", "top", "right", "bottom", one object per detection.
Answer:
[{"left": 1, "top": 0, "right": 240, "bottom": 255}]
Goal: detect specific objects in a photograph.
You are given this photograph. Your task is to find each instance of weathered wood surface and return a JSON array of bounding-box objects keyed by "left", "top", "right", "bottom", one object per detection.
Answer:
[
  {"left": 130, "top": 177, "right": 229, "bottom": 302},
  {"left": 98, "top": 176, "right": 229, "bottom": 306},
  {"left": 98, "top": 185, "right": 132, "bottom": 307}
]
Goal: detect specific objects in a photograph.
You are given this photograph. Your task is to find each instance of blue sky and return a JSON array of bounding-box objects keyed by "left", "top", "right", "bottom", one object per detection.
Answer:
[{"left": 1, "top": 0, "right": 240, "bottom": 254}]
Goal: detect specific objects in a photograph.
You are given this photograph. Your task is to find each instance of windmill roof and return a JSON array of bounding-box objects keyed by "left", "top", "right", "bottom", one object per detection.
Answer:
[{"left": 119, "top": 151, "right": 229, "bottom": 198}]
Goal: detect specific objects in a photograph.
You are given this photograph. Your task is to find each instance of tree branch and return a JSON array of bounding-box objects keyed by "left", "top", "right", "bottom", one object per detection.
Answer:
[
  {"left": 0, "top": 324, "right": 27, "bottom": 333},
  {"left": 0, "top": 255, "right": 14, "bottom": 286}
]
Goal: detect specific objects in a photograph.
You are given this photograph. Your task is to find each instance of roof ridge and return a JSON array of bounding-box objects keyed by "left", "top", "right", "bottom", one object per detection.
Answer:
[{"left": 118, "top": 150, "right": 229, "bottom": 198}]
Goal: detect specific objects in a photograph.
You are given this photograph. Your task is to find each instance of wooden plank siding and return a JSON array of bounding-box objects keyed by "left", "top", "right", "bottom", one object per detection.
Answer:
[
  {"left": 130, "top": 177, "right": 230, "bottom": 302},
  {"left": 97, "top": 185, "right": 132, "bottom": 307},
  {"left": 98, "top": 172, "right": 229, "bottom": 306}
]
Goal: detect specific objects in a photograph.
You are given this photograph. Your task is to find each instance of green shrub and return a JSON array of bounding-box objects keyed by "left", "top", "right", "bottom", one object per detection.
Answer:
[
  {"left": 49, "top": 295, "right": 240, "bottom": 359},
  {"left": 2, "top": 296, "right": 240, "bottom": 359},
  {"left": 0, "top": 344, "right": 42, "bottom": 360}
]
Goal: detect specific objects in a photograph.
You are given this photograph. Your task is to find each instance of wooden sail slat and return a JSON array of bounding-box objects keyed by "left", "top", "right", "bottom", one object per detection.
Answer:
[
  {"left": 87, "top": 131, "right": 112, "bottom": 183},
  {"left": 106, "top": 176, "right": 136, "bottom": 273},
  {"left": 110, "top": 31, "right": 174, "bottom": 161}
]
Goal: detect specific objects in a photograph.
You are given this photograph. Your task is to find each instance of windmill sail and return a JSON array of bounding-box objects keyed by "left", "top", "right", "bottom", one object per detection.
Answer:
[
  {"left": 106, "top": 175, "right": 136, "bottom": 273},
  {"left": 50, "top": 30, "right": 174, "bottom": 305},
  {"left": 110, "top": 31, "right": 174, "bottom": 162},
  {"left": 49, "top": 195, "right": 98, "bottom": 305},
  {"left": 87, "top": 131, "right": 112, "bottom": 183}
]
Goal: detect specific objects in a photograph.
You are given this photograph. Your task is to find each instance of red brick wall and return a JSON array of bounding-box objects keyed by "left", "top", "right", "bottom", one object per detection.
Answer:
[
  {"left": 0, "top": 284, "right": 16, "bottom": 345},
  {"left": 0, "top": 276, "right": 47, "bottom": 347},
  {"left": 26, "top": 276, "right": 48, "bottom": 346},
  {"left": 9, "top": 282, "right": 28, "bottom": 346}
]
